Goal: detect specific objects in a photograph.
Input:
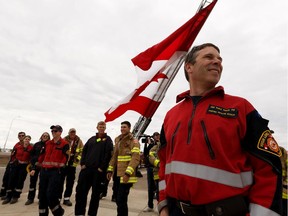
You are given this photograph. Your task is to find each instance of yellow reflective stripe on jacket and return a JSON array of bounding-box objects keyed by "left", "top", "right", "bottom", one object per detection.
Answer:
[
  {"left": 154, "top": 159, "right": 160, "bottom": 167},
  {"left": 118, "top": 155, "right": 132, "bottom": 162},
  {"left": 75, "top": 148, "right": 82, "bottom": 153},
  {"left": 283, "top": 191, "right": 288, "bottom": 199},
  {"left": 131, "top": 147, "right": 140, "bottom": 153},
  {"left": 153, "top": 174, "right": 159, "bottom": 180},
  {"left": 120, "top": 176, "right": 137, "bottom": 183},
  {"left": 107, "top": 165, "right": 114, "bottom": 172},
  {"left": 125, "top": 166, "right": 134, "bottom": 176}
]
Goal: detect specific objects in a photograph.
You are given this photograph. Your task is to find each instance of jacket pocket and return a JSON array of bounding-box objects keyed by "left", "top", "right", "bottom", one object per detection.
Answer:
[
  {"left": 171, "top": 122, "right": 180, "bottom": 155},
  {"left": 200, "top": 120, "right": 215, "bottom": 160}
]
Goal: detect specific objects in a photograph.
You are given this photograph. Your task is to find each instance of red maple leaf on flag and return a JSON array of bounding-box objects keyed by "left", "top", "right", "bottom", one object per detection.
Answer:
[
  {"left": 104, "top": 0, "right": 217, "bottom": 122},
  {"left": 130, "top": 72, "right": 168, "bottom": 101}
]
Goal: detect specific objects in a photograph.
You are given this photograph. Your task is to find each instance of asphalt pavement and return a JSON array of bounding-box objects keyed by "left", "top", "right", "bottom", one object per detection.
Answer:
[{"left": 0, "top": 165, "right": 159, "bottom": 216}]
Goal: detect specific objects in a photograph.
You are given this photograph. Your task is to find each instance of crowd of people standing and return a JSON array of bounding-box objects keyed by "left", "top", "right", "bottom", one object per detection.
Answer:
[{"left": 0, "top": 121, "right": 149, "bottom": 216}]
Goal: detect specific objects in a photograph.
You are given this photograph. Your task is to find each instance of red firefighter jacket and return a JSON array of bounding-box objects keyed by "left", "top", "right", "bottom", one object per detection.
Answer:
[
  {"left": 15, "top": 144, "right": 33, "bottom": 164},
  {"left": 38, "top": 138, "right": 69, "bottom": 169},
  {"left": 9, "top": 142, "right": 22, "bottom": 164},
  {"left": 158, "top": 86, "right": 282, "bottom": 216}
]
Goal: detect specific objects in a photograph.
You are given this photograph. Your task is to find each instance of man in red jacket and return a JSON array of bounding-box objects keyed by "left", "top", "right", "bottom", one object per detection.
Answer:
[
  {"left": 2, "top": 135, "right": 32, "bottom": 204},
  {"left": 38, "top": 125, "right": 69, "bottom": 216},
  {"left": 0, "top": 131, "right": 26, "bottom": 200},
  {"left": 158, "top": 43, "right": 282, "bottom": 216}
]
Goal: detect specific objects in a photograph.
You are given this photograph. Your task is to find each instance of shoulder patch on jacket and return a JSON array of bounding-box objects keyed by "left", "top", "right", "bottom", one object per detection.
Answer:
[{"left": 257, "top": 130, "right": 282, "bottom": 157}]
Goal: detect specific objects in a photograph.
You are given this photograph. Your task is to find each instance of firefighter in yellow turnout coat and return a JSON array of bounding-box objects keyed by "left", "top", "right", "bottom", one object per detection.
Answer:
[
  {"left": 149, "top": 140, "right": 160, "bottom": 201},
  {"left": 107, "top": 121, "right": 140, "bottom": 216}
]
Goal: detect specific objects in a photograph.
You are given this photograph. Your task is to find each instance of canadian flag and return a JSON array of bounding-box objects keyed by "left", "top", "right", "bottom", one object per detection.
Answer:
[{"left": 104, "top": 0, "right": 217, "bottom": 122}]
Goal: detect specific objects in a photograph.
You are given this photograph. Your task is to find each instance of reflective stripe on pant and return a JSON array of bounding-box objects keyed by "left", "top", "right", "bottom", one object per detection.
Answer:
[
  {"left": 28, "top": 168, "right": 40, "bottom": 200},
  {"left": 39, "top": 207, "right": 49, "bottom": 216},
  {"left": 6, "top": 164, "right": 27, "bottom": 199},
  {"left": 0, "top": 163, "right": 10, "bottom": 197}
]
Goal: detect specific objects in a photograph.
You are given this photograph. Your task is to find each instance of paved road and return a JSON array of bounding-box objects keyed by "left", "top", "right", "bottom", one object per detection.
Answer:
[{"left": 0, "top": 165, "right": 159, "bottom": 216}]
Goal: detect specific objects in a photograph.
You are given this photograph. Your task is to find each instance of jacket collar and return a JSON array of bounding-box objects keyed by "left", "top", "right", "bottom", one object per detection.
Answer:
[
  {"left": 117, "top": 132, "right": 133, "bottom": 141},
  {"left": 176, "top": 86, "right": 225, "bottom": 103}
]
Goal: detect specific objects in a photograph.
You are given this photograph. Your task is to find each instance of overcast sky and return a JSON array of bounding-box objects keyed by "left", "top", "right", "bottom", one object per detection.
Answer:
[{"left": 0, "top": 0, "right": 287, "bottom": 150}]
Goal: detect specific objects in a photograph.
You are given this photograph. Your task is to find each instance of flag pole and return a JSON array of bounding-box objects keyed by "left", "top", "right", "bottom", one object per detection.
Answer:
[{"left": 132, "top": 0, "right": 212, "bottom": 139}]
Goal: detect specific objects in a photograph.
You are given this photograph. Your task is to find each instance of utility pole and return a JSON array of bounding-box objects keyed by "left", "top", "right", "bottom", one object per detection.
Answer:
[{"left": 3, "top": 115, "right": 21, "bottom": 152}]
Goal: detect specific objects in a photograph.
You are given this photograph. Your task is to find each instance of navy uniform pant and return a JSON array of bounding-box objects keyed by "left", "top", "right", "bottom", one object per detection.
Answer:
[
  {"left": 0, "top": 163, "right": 10, "bottom": 197},
  {"left": 39, "top": 168, "right": 64, "bottom": 216},
  {"left": 27, "top": 168, "right": 40, "bottom": 200},
  {"left": 146, "top": 167, "right": 156, "bottom": 208},
  {"left": 58, "top": 166, "right": 76, "bottom": 199},
  {"left": 6, "top": 164, "right": 27, "bottom": 200},
  {"left": 116, "top": 183, "right": 133, "bottom": 216},
  {"left": 75, "top": 167, "right": 104, "bottom": 216}
]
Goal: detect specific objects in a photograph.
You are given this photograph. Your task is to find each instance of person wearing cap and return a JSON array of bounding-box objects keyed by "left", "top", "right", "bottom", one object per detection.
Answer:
[
  {"left": 0, "top": 131, "right": 26, "bottom": 200},
  {"left": 59, "top": 128, "right": 83, "bottom": 206},
  {"left": 38, "top": 125, "right": 69, "bottom": 216},
  {"left": 75, "top": 121, "right": 113, "bottom": 216},
  {"left": 143, "top": 132, "right": 160, "bottom": 212}
]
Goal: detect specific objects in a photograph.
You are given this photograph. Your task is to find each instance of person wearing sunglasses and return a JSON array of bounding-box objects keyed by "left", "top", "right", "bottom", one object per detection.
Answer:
[
  {"left": 38, "top": 125, "right": 69, "bottom": 216},
  {"left": 0, "top": 131, "right": 26, "bottom": 201},
  {"left": 2, "top": 135, "right": 33, "bottom": 204}
]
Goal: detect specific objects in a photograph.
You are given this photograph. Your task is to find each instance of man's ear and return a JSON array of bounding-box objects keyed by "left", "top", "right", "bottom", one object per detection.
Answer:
[{"left": 184, "top": 62, "right": 193, "bottom": 75}]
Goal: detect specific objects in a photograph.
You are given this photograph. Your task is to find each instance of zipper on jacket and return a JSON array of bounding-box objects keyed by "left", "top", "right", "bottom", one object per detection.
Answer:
[
  {"left": 187, "top": 103, "right": 197, "bottom": 144},
  {"left": 171, "top": 122, "right": 180, "bottom": 155},
  {"left": 200, "top": 120, "right": 216, "bottom": 160}
]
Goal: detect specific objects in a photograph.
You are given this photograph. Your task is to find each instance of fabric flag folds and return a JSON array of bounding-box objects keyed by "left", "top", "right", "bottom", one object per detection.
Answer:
[{"left": 104, "top": 0, "right": 217, "bottom": 122}]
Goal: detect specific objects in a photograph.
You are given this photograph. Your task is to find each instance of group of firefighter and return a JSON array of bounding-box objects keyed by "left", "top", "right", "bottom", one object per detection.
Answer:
[{"left": 0, "top": 121, "right": 161, "bottom": 216}]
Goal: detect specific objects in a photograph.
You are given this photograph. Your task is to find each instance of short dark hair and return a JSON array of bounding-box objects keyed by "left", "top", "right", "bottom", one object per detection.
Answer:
[
  {"left": 121, "top": 121, "right": 131, "bottom": 128},
  {"left": 184, "top": 43, "right": 220, "bottom": 81},
  {"left": 153, "top": 132, "right": 160, "bottom": 137}
]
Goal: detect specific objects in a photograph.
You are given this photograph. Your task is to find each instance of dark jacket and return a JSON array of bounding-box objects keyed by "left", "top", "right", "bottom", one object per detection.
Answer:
[
  {"left": 30, "top": 140, "right": 46, "bottom": 170},
  {"left": 81, "top": 133, "right": 113, "bottom": 171}
]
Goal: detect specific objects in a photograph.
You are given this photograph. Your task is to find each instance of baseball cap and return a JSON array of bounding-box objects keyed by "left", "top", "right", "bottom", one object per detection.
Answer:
[
  {"left": 50, "top": 125, "right": 63, "bottom": 132},
  {"left": 69, "top": 128, "right": 76, "bottom": 133}
]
